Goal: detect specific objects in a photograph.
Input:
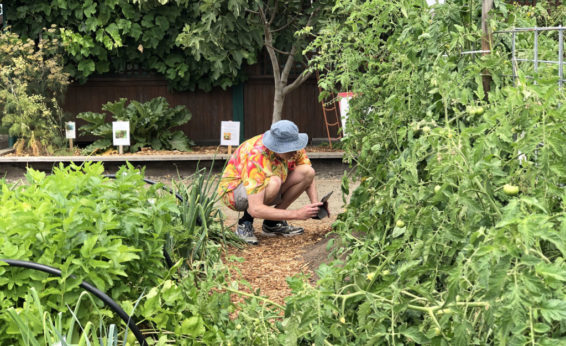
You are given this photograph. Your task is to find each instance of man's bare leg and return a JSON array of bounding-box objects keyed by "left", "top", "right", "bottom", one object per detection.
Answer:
[
  {"left": 263, "top": 176, "right": 282, "bottom": 205},
  {"left": 276, "top": 165, "right": 315, "bottom": 209}
]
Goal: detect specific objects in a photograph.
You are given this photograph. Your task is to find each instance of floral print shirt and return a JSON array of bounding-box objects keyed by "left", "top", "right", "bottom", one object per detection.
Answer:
[{"left": 218, "top": 134, "right": 311, "bottom": 210}]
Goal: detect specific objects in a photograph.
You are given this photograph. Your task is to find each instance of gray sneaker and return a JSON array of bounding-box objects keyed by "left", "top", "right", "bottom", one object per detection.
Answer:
[
  {"left": 236, "top": 221, "right": 258, "bottom": 245},
  {"left": 262, "top": 221, "right": 304, "bottom": 237}
]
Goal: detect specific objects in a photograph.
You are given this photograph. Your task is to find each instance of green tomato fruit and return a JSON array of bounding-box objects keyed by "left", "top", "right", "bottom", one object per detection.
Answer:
[
  {"left": 434, "top": 185, "right": 441, "bottom": 193},
  {"left": 434, "top": 327, "right": 441, "bottom": 336},
  {"left": 396, "top": 220, "right": 405, "bottom": 228},
  {"left": 503, "top": 184, "right": 519, "bottom": 196},
  {"left": 475, "top": 106, "right": 484, "bottom": 115}
]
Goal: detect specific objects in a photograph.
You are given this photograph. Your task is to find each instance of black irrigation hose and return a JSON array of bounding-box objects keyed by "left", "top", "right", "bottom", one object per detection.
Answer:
[{"left": 1, "top": 259, "right": 148, "bottom": 346}]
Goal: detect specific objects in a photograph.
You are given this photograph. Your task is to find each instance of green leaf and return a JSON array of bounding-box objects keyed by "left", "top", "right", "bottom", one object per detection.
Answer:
[
  {"left": 180, "top": 316, "right": 205, "bottom": 337},
  {"left": 77, "top": 59, "right": 95, "bottom": 74},
  {"left": 400, "top": 326, "right": 429, "bottom": 344},
  {"left": 105, "top": 23, "right": 122, "bottom": 47},
  {"left": 535, "top": 263, "right": 566, "bottom": 282},
  {"left": 79, "top": 235, "right": 98, "bottom": 258},
  {"left": 540, "top": 300, "right": 566, "bottom": 322}
]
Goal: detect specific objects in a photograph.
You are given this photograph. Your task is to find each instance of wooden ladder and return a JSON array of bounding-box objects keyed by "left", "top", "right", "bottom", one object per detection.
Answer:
[{"left": 316, "top": 71, "right": 342, "bottom": 148}]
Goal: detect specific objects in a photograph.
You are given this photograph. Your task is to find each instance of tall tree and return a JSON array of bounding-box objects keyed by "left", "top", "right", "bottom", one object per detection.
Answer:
[
  {"left": 133, "top": 0, "right": 334, "bottom": 123},
  {"left": 249, "top": 0, "right": 333, "bottom": 123}
]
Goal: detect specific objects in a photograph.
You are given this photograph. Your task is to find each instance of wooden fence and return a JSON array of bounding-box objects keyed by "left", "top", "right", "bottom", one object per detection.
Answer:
[{"left": 63, "top": 73, "right": 339, "bottom": 145}]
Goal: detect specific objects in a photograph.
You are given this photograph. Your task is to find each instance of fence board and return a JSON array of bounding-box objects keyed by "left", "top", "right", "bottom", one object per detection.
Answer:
[
  {"left": 243, "top": 76, "right": 338, "bottom": 142},
  {"left": 63, "top": 74, "right": 338, "bottom": 145},
  {"left": 63, "top": 76, "right": 232, "bottom": 144}
]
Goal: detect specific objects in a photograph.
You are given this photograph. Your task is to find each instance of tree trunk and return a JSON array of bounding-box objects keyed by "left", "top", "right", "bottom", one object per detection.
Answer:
[
  {"left": 259, "top": 3, "right": 315, "bottom": 124},
  {"left": 272, "top": 84, "right": 285, "bottom": 123}
]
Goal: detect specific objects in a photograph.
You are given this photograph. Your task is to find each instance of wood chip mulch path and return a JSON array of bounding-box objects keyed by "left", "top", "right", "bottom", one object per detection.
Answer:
[{"left": 223, "top": 219, "right": 334, "bottom": 308}]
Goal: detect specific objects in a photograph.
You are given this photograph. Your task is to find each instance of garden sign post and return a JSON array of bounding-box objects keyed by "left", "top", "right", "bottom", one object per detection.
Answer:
[
  {"left": 220, "top": 121, "right": 240, "bottom": 156},
  {"left": 112, "top": 121, "right": 130, "bottom": 155},
  {"left": 65, "top": 122, "right": 76, "bottom": 150}
]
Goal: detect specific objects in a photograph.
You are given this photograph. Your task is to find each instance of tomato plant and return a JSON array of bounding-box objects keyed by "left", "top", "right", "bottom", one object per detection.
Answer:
[{"left": 283, "top": 0, "right": 566, "bottom": 344}]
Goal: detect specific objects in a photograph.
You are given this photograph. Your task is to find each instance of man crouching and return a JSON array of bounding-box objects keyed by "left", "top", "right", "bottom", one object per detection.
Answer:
[{"left": 217, "top": 120, "right": 324, "bottom": 245}]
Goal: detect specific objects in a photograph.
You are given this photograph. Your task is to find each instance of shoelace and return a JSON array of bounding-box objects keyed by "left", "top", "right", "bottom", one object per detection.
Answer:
[{"left": 241, "top": 223, "right": 254, "bottom": 236}]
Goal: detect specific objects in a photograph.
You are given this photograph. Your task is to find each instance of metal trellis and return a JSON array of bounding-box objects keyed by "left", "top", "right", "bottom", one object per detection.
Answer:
[{"left": 495, "top": 26, "right": 565, "bottom": 89}]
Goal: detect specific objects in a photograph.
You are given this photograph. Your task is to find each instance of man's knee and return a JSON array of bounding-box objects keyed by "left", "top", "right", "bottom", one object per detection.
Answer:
[
  {"left": 268, "top": 175, "right": 282, "bottom": 189},
  {"left": 295, "top": 165, "right": 315, "bottom": 183}
]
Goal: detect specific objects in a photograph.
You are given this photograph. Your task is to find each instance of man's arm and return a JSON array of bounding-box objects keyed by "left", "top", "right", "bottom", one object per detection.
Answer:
[
  {"left": 247, "top": 189, "right": 321, "bottom": 220},
  {"left": 305, "top": 177, "right": 318, "bottom": 204}
]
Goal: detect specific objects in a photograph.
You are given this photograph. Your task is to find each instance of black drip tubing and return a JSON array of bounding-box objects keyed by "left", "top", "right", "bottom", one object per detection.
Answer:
[{"left": 1, "top": 259, "right": 148, "bottom": 346}]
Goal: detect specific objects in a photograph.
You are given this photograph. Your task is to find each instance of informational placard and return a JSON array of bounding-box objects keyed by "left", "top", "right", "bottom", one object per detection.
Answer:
[
  {"left": 338, "top": 92, "right": 354, "bottom": 136},
  {"left": 112, "top": 121, "right": 130, "bottom": 146},
  {"left": 65, "top": 121, "right": 76, "bottom": 139},
  {"left": 220, "top": 121, "right": 240, "bottom": 146}
]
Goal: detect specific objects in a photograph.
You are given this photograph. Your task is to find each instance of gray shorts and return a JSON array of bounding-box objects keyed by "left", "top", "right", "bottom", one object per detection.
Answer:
[
  {"left": 233, "top": 183, "right": 249, "bottom": 211},
  {"left": 233, "top": 183, "right": 282, "bottom": 212}
]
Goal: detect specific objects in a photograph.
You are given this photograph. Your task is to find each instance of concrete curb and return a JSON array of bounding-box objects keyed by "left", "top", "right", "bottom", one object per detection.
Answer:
[
  {"left": 0, "top": 148, "right": 14, "bottom": 156},
  {"left": 0, "top": 151, "right": 344, "bottom": 163}
]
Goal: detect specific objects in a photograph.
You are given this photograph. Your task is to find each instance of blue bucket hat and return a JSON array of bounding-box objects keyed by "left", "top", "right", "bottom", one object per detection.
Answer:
[{"left": 263, "top": 120, "right": 308, "bottom": 153}]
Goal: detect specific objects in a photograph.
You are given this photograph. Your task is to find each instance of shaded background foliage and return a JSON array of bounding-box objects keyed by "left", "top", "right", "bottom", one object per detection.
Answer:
[{"left": 6, "top": 0, "right": 263, "bottom": 91}]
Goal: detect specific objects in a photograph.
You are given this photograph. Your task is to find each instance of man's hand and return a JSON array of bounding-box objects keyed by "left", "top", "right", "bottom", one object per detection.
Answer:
[{"left": 296, "top": 202, "right": 323, "bottom": 220}]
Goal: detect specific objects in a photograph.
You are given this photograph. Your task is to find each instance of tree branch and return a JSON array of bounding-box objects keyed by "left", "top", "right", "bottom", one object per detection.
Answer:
[
  {"left": 280, "top": 45, "right": 297, "bottom": 86},
  {"left": 264, "top": 43, "right": 290, "bottom": 56},
  {"left": 284, "top": 70, "right": 313, "bottom": 96},
  {"left": 260, "top": 6, "right": 281, "bottom": 84},
  {"left": 272, "top": 17, "right": 296, "bottom": 33},
  {"left": 280, "top": 8, "right": 317, "bottom": 94},
  {"left": 244, "top": 8, "right": 260, "bottom": 15},
  {"left": 258, "top": 4, "right": 268, "bottom": 25},
  {"left": 268, "top": 0, "right": 279, "bottom": 25}
]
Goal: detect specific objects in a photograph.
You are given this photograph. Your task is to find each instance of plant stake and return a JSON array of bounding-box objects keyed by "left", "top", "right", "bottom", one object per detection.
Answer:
[{"left": 65, "top": 121, "right": 76, "bottom": 150}]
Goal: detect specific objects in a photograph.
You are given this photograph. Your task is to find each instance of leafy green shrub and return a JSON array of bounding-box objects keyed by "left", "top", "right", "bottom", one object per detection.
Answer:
[
  {"left": 0, "top": 162, "right": 278, "bottom": 344},
  {"left": 78, "top": 96, "right": 194, "bottom": 154},
  {"left": 0, "top": 162, "right": 179, "bottom": 342},
  {"left": 0, "top": 29, "right": 70, "bottom": 154}
]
